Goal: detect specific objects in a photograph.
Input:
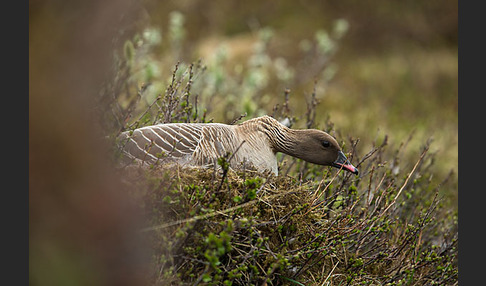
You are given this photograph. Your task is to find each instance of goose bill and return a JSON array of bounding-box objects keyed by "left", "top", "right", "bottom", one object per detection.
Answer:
[{"left": 332, "top": 151, "right": 359, "bottom": 175}]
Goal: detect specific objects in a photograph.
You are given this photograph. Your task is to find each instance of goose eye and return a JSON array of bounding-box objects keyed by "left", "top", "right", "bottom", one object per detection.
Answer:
[{"left": 322, "top": 141, "right": 331, "bottom": 148}]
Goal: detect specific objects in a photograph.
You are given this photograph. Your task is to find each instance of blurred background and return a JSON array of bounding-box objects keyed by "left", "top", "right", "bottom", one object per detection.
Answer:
[
  {"left": 30, "top": 0, "right": 457, "bottom": 285},
  {"left": 119, "top": 0, "right": 457, "bottom": 200}
]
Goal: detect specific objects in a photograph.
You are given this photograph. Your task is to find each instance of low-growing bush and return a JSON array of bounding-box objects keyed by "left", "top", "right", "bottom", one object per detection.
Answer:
[{"left": 119, "top": 131, "right": 456, "bottom": 285}]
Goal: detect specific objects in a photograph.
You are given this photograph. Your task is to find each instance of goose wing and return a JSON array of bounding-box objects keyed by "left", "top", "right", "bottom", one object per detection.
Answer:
[{"left": 118, "top": 123, "right": 204, "bottom": 164}]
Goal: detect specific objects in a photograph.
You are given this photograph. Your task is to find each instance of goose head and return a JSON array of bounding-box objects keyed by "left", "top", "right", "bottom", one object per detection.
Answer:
[{"left": 289, "top": 129, "right": 359, "bottom": 175}]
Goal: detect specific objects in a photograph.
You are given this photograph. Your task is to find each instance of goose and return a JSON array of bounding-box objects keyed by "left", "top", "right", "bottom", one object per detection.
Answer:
[{"left": 117, "top": 115, "right": 358, "bottom": 176}]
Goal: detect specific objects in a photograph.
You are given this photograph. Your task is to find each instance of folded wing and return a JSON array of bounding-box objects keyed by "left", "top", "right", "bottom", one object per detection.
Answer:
[{"left": 118, "top": 123, "right": 204, "bottom": 164}]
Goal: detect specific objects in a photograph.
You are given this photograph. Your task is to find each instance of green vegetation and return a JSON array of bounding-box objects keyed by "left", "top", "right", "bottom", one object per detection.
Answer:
[
  {"left": 121, "top": 145, "right": 457, "bottom": 285},
  {"left": 104, "top": 6, "right": 457, "bottom": 286}
]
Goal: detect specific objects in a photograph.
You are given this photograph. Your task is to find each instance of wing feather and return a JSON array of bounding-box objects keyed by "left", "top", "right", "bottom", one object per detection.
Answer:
[{"left": 120, "top": 123, "right": 203, "bottom": 164}]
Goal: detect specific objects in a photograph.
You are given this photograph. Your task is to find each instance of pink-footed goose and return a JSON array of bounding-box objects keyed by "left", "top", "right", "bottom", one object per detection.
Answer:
[{"left": 117, "top": 115, "right": 358, "bottom": 175}]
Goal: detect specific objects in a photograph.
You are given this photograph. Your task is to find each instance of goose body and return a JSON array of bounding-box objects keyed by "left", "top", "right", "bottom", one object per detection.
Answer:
[{"left": 117, "top": 116, "right": 358, "bottom": 175}]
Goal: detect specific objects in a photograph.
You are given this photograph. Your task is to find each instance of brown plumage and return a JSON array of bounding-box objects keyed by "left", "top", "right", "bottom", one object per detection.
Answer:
[{"left": 117, "top": 115, "right": 358, "bottom": 175}]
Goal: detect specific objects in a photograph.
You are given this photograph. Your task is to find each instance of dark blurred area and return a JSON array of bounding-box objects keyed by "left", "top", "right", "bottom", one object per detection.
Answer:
[{"left": 30, "top": 1, "right": 149, "bottom": 285}]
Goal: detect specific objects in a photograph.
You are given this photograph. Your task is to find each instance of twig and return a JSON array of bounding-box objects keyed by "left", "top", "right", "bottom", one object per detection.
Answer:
[
  {"left": 304, "top": 164, "right": 345, "bottom": 216},
  {"left": 358, "top": 146, "right": 429, "bottom": 246},
  {"left": 380, "top": 145, "right": 429, "bottom": 215},
  {"left": 216, "top": 140, "right": 247, "bottom": 192},
  {"left": 321, "top": 261, "right": 339, "bottom": 286},
  {"left": 230, "top": 113, "right": 248, "bottom": 125}
]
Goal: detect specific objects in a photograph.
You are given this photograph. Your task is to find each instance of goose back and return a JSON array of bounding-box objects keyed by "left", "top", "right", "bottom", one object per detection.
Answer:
[{"left": 118, "top": 120, "right": 277, "bottom": 173}]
